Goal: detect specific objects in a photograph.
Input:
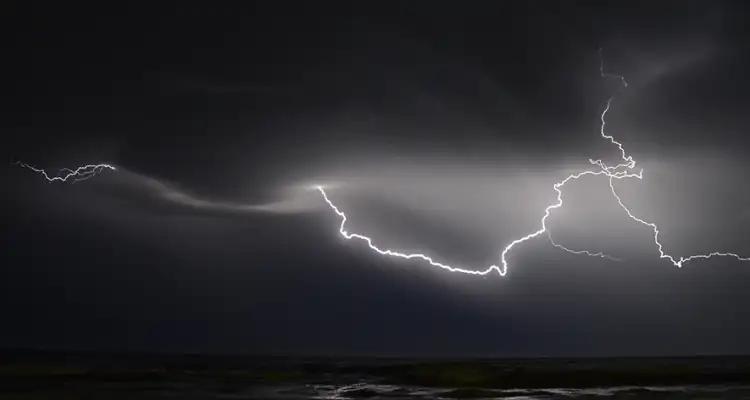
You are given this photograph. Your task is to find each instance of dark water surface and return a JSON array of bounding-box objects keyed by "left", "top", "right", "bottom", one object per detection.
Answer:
[{"left": 3, "top": 351, "right": 750, "bottom": 399}]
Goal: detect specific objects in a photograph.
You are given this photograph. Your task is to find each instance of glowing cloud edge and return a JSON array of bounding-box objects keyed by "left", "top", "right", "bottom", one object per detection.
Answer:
[{"left": 315, "top": 57, "right": 749, "bottom": 276}]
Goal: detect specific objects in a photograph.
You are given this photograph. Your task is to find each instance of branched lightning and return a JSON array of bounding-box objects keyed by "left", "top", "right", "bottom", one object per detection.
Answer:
[
  {"left": 14, "top": 51, "right": 749, "bottom": 276},
  {"left": 317, "top": 51, "right": 749, "bottom": 276},
  {"left": 317, "top": 166, "right": 622, "bottom": 277},
  {"left": 593, "top": 53, "right": 750, "bottom": 268},
  {"left": 14, "top": 161, "right": 116, "bottom": 183}
]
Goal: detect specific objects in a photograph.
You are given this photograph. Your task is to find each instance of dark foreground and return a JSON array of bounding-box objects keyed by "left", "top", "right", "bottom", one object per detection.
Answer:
[{"left": 3, "top": 351, "right": 750, "bottom": 399}]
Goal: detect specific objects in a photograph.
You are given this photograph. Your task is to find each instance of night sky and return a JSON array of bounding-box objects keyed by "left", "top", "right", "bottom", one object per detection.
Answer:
[{"left": 4, "top": 2, "right": 750, "bottom": 357}]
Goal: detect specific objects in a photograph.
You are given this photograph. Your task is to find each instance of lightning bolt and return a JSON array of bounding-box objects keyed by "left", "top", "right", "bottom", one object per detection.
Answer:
[
  {"left": 593, "top": 52, "right": 750, "bottom": 268},
  {"left": 317, "top": 51, "right": 749, "bottom": 276},
  {"left": 14, "top": 161, "right": 116, "bottom": 183},
  {"left": 317, "top": 186, "right": 504, "bottom": 276},
  {"left": 548, "top": 231, "right": 621, "bottom": 262},
  {"left": 317, "top": 167, "right": 624, "bottom": 277}
]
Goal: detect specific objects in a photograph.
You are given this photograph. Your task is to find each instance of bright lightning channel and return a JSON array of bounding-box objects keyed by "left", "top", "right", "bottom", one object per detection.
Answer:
[
  {"left": 318, "top": 168, "right": 623, "bottom": 277},
  {"left": 593, "top": 57, "right": 750, "bottom": 268},
  {"left": 317, "top": 53, "right": 749, "bottom": 276},
  {"left": 14, "top": 161, "right": 116, "bottom": 183}
]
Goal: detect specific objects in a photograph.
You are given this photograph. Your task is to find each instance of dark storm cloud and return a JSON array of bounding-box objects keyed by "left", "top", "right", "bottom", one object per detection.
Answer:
[
  {"left": 4, "top": 1, "right": 750, "bottom": 356},
  {"left": 165, "top": 77, "right": 299, "bottom": 96}
]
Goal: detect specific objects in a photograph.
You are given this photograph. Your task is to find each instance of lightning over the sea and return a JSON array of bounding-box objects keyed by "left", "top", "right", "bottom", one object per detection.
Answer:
[
  {"left": 15, "top": 52, "right": 750, "bottom": 277},
  {"left": 317, "top": 53, "right": 750, "bottom": 276}
]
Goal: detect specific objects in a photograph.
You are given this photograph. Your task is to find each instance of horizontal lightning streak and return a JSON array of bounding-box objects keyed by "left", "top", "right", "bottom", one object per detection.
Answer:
[
  {"left": 15, "top": 161, "right": 116, "bottom": 183},
  {"left": 548, "top": 231, "right": 621, "bottom": 262}
]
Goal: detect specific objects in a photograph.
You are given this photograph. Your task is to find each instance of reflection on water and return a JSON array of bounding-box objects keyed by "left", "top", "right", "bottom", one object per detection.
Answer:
[
  {"left": 4, "top": 352, "right": 750, "bottom": 399},
  {"left": 262, "top": 382, "right": 750, "bottom": 399}
]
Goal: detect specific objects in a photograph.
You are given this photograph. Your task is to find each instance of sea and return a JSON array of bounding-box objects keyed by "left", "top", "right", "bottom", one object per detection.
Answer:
[{"left": 2, "top": 351, "right": 750, "bottom": 399}]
